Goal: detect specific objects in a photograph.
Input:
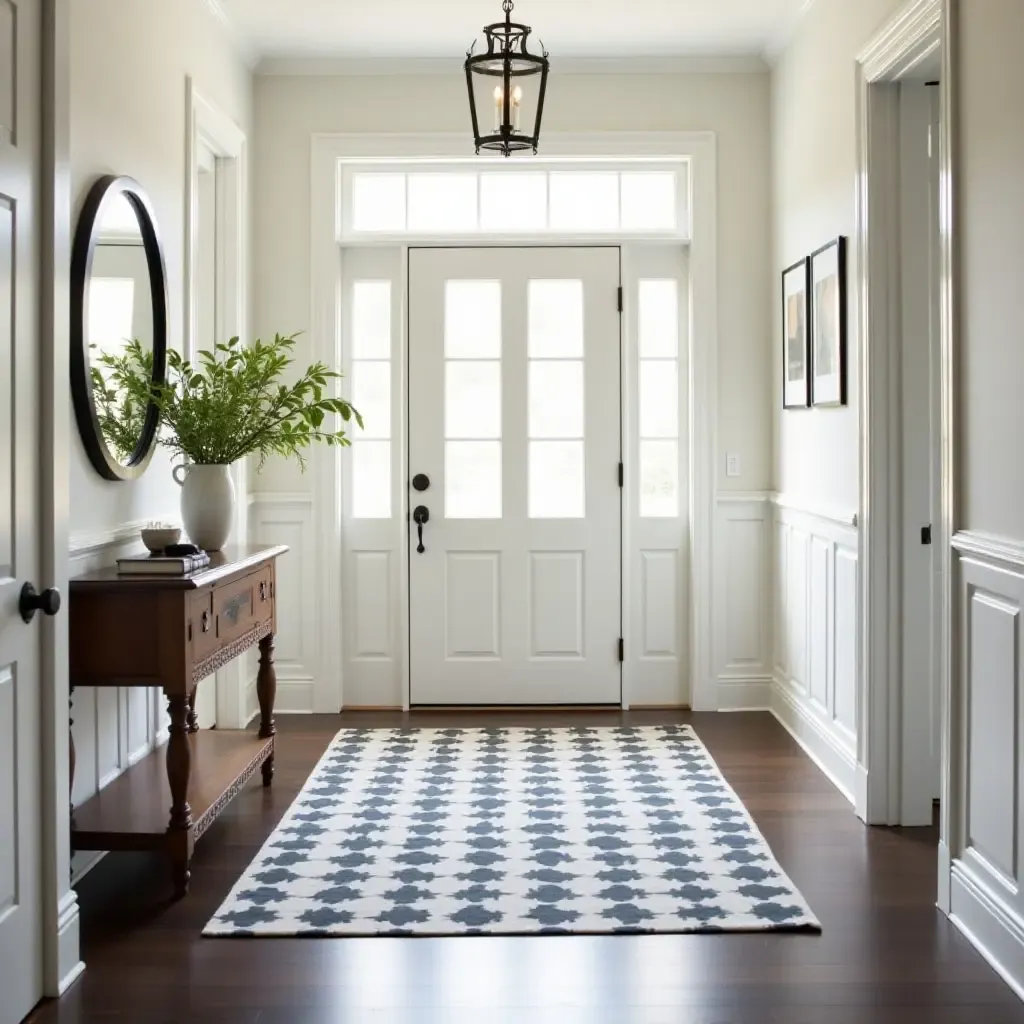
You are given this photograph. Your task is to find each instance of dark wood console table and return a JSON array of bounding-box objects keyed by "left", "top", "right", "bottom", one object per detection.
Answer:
[{"left": 69, "top": 545, "right": 288, "bottom": 897}]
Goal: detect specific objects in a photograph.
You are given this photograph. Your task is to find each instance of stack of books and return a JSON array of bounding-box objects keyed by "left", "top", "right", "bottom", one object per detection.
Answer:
[{"left": 116, "top": 551, "right": 211, "bottom": 576}]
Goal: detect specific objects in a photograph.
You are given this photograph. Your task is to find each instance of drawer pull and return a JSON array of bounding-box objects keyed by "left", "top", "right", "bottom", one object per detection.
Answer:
[
  {"left": 260, "top": 580, "right": 268, "bottom": 602},
  {"left": 201, "top": 610, "right": 211, "bottom": 633}
]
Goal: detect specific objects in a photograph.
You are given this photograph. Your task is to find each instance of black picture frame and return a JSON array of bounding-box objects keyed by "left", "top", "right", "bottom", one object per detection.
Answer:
[
  {"left": 809, "top": 236, "right": 848, "bottom": 408},
  {"left": 781, "top": 257, "right": 811, "bottom": 409},
  {"left": 70, "top": 175, "right": 169, "bottom": 481}
]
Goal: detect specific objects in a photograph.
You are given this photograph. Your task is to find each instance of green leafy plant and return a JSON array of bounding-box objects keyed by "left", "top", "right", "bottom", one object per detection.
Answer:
[
  {"left": 92, "top": 333, "right": 362, "bottom": 469},
  {"left": 91, "top": 350, "right": 151, "bottom": 462}
]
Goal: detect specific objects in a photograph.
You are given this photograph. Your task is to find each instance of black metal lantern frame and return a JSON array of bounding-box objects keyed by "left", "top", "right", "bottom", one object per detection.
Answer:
[{"left": 465, "top": 0, "right": 549, "bottom": 157}]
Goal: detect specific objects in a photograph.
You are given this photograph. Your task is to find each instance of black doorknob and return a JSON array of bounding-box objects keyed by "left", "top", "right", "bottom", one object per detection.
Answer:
[
  {"left": 20, "top": 583, "right": 62, "bottom": 624},
  {"left": 412, "top": 473, "right": 430, "bottom": 492},
  {"left": 413, "top": 505, "right": 430, "bottom": 553}
]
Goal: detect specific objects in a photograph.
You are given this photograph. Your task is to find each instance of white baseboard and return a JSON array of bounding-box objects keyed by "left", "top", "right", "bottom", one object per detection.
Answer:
[
  {"left": 53, "top": 891, "right": 85, "bottom": 997},
  {"left": 950, "top": 861, "right": 1024, "bottom": 1004},
  {"left": 717, "top": 676, "right": 772, "bottom": 711},
  {"left": 770, "top": 676, "right": 856, "bottom": 804},
  {"left": 246, "top": 675, "right": 315, "bottom": 716}
]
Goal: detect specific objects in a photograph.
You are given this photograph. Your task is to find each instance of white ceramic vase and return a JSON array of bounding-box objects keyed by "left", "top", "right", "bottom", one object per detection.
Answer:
[{"left": 172, "top": 463, "right": 235, "bottom": 551}]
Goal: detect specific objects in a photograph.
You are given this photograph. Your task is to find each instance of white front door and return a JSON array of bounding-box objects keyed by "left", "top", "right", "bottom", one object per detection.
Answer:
[
  {"left": 408, "top": 247, "right": 622, "bottom": 705},
  {"left": 0, "top": 0, "right": 46, "bottom": 1018}
]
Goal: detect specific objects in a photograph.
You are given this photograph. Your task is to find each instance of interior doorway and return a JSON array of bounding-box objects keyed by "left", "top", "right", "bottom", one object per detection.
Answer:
[
  {"left": 898, "top": 64, "right": 943, "bottom": 825},
  {"left": 855, "top": 0, "right": 949, "bottom": 836},
  {"left": 407, "top": 247, "right": 623, "bottom": 705}
]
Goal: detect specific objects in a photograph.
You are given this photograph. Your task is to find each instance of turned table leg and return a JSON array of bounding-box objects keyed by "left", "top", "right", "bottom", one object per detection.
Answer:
[
  {"left": 69, "top": 684, "right": 76, "bottom": 828},
  {"left": 166, "top": 693, "right": 193, "bottom": 897},
  {"left": 187, "top": 685, "right": 199, "bottom": 734},
  {"left": 257, "top": 633, "right": 277, "bottom": 787}
]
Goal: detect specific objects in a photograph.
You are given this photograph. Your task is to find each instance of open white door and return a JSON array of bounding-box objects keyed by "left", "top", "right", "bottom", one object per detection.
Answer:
[
  {"left": 408, "top": 246, "right": 622, "bottom": 705},
  {"left": 0, "top": 0, "right": 47, "bottom": 1018}
]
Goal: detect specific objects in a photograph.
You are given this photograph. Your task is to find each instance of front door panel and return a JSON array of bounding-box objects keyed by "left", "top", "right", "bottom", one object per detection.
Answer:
[{"left": 408, "top": 247, "right": 621, "bottom": 705}]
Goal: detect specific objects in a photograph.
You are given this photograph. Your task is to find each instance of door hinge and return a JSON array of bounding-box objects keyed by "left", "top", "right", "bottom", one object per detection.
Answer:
[
  {"left": 921, "top": 525, "right": 932, "bottom": 546},
  {"left": 617, "top": 462, "right": 624, "bottom": 488},
  {"left": 617, "top": 286, "right": 623, "bottom": 313},
  {"left": 618, "top": 637, "right": 625, "bottom": 662}
]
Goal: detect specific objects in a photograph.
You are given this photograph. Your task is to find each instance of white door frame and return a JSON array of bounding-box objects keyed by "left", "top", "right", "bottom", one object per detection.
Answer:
[
  {"left": 855, "top": 0, "right": 957, "bottom": 879},
  {"left": 39, "top": 0, "right": 85, "bottom": 996},
  {"left": 310, "top": 132, "right": 718, "bottom": 713},
  {"left": 184, "top": 78, "right": 250, "bottom": 727}
]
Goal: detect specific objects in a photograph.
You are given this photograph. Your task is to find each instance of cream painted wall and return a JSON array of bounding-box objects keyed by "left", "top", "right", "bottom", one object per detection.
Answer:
[
  {"left": 958, "top": 0, "right": 1024, "bottom": 541},
  {"left": 67, "top": 0, "right": 252, "bottom": 866},
  {"left": 252, "top": 71, "right": 772, "bottom": 494},
  {"left": 770, "top": 0, "right": 907, "bottom": 510},
  {"left": 69, "top": 0, "right": 253, "bottom": 541}
]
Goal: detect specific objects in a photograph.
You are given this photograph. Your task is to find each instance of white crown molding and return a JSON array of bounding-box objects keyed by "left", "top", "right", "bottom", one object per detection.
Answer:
[
  {"left": 761, "top": 0, "right": 820, "bottom": 64},
  {"left": 199, "top": 0, "right": 260, "bottom": 70},
  {"left": 256, "top": 54, "right": 769, "bottom": 77}
]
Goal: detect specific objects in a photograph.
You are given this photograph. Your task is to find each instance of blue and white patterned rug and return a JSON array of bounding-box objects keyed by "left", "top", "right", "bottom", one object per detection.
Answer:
[{"left": 205, "top": 725, "right": 820, "bottom": 937}]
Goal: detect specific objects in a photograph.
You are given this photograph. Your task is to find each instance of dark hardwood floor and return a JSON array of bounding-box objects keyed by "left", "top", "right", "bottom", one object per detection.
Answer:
[{"left": 28, "top": 710, "right": 1024, "bottom": 1024}]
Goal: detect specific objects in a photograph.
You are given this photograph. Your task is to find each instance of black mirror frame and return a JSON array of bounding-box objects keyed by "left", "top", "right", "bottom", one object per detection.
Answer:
[{"left": 70, "top": 175, "right": 169, "bottom": 482}]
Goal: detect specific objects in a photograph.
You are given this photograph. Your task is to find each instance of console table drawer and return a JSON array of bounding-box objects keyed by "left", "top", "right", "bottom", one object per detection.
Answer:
[
  {"left": 215, "top": 565, "right": 274, "bottom": 646},
  {"left": 189, "top": 591, "right": 217, "bottom": 663}
]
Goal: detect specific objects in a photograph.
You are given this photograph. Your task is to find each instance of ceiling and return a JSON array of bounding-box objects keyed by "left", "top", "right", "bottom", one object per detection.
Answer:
[{"left": 218, "top": 0, "right": 815, "bottom": 64}]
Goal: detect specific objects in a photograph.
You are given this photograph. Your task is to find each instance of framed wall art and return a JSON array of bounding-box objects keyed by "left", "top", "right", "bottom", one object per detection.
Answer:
[
  {"left": 782, "top": 257, "right": 811, "bottom": 409},
  {"left": 810, "top": 236, "right": 848, "bottom": 407}
]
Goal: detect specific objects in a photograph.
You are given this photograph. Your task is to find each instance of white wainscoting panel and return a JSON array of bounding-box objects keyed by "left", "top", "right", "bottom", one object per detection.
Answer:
[
  {"left": 68, "top": 517, "right": 178, "bottom": 881},
  {"left": 949, "top": 533, "right": 1024, "bottom": 998},
  {"left": 250, "top": 494, "right": 317, "bottom": 712},
  {"left": 713, "top": 496, "right": 771, "bottom": 710},
  {"left": 770, "top": 497, "right": 859, "bottom": 802}
]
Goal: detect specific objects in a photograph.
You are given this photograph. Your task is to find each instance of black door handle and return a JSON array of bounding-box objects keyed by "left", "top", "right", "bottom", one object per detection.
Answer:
[
  {"left": 413, "top": 505, "right": 430, "bottom": 553},
  {"left": 20, "top": 583, "right": 62, "bottom": 624},
  {"left": 412, "top": 473, "right": 430, "bottom": 492}
]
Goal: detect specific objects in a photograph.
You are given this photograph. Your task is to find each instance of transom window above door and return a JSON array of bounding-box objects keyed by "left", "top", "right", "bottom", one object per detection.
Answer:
[{"left": 341, "top": 163, "right": 689, "bottom": 240}]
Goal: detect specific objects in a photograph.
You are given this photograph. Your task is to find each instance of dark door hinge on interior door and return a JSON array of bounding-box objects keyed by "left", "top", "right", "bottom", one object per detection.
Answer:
[
  {"left": 618, "top": 638, "right": 625, "bottom": 662},
  {"left": 617, "top": 286, "right": 623, "bottom": 313},
  {"left": 921, "top": 525, "right": 932, "bottom": 545},
  {"left": 618, "top": 462, "right": 624, "bottom": 488}
]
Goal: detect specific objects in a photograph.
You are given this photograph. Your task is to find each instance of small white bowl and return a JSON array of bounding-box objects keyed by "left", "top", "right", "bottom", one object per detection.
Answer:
[{"left": 140, "top": 526, "right": 181, "bottom": 554}]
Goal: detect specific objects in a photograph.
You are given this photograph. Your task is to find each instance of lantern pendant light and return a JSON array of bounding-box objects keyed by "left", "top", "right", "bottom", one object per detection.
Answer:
[{"left": 465, "top": 0, "right": 550, "bottom": 157}]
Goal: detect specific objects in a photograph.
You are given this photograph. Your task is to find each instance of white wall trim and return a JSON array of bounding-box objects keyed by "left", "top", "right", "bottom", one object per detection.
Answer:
[
  {"left": 951, "top": 531, "right": 1024, "bottom": 573},
  {"left": 249, "top": 492, "right": 315, "bottom": 508},
  {"left": 950, "top": 862, "right": 1024, "bottom": 1005},
  {"left": 770, "top": 492, "right": 858, "bottom": 529},
  {"left": 771, "top": 674, "right": 857, "bottom": 803},
  {"left": 68, "top": 515, "right": 179, "bottom": 558},
  {"left": 257, "top": 55, "right": 770, "bottom": 78},
  {"left": 184, "top": 79, "right": 250, "bottom": 728},
  {"left": 198, "top": 0, "right": 259, "bottom": 69},
  {"left": 718, "top": 677, "right": 773, "bottom": 711},
  {"left": 311, "top": 130, "right": 719, "bottom": 713},
  {"left": 761, "top": 0, "right": 820, "bottom": 64},
  {"left": 854, "top": 0, "right": 948, "bottom": 835}
]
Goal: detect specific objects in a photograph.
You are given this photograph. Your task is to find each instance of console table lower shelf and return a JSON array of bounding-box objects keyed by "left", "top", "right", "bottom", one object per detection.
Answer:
[{"left": 71, "top": 730, "right": 274, "bottom": 896}]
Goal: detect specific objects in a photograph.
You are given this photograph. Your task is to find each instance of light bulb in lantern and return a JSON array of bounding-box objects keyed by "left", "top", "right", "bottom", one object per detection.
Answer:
[
  {"left": 512, "top": 85, "right": 523, "bottom": 131},
  {"left": 493, "top": 85, "right": 502, "bottom": 130}
]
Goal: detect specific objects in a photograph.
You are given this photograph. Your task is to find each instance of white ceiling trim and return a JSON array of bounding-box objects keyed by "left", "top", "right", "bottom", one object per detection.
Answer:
[
  {"left": 199, "top": 0, "right": 260, "bottom": 70},
  {"left": 256, "top": 54, "right": 769, "bottom": 77},
  {"left": 761, "top": 0, "right": 820, "bottom": 64}
]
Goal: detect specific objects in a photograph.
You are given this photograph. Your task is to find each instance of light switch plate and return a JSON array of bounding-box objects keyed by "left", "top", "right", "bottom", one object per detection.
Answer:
[{"left": 726, "top": 453, "right": 741, "bottom": 478}]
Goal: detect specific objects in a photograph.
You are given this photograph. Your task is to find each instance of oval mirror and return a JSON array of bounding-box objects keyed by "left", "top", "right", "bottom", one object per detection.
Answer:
[{"left": 71, "top": 175, "right": 168, "bottom": 481}]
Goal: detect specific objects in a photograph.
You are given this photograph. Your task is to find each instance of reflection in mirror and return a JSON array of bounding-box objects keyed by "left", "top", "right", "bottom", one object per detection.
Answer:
[
  {"left": 71, "top": 176, "right": 168, "bottom": 481},
  {"left": 88, "top": 193, "right": 156, "bottom": 463}
]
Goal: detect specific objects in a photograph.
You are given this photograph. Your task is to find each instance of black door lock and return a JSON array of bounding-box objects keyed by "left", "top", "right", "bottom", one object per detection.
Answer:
[
  {"left": 413, "top": 505, "right": 430, "bottom": 553},
  {"left": 412, "top": 473, "right": 430, "bottom": 492}
]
